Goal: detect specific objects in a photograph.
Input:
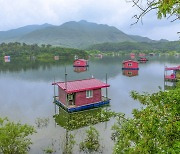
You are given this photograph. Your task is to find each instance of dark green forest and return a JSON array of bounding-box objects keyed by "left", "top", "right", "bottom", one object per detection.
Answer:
[
  {"left": 0, "top": 42, "right": 88, "bottom": 61},
  {"left": 87, "top": 41, "right": 180, "bottom": 53}
]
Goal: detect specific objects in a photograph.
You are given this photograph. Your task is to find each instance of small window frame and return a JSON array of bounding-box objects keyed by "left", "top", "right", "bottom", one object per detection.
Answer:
[
  {"left": 128, "top": 63, "right": 132, "bottom": 66},
  {"left": 86, "top": 90, "right": 93, "bottom": 98}
]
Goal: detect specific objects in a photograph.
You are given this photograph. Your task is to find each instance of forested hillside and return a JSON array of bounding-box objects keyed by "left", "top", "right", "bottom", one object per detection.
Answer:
[
  {"left": 0, "top": 42, "right": 88, "bottom": 60},
  {"left": 87, "top": 41, "right": 180, "bottom": 52}
]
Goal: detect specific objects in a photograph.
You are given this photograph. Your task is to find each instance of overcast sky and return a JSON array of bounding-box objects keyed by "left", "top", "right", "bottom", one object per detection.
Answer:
[{"left": 0, "top": 0, "right": 179, "bottom": 41}]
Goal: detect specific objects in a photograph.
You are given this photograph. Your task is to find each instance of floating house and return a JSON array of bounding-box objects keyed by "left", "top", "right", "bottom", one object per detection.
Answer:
[
  {"left": 4, "top": 56, "right": 10, "bottom": 62},
  {"left": 95, "top": 54, "right": 103, "bottom": 59},
  {"left": 122, "top": 60, "right": 139, "bottom": 70},
  {"left": 164, "top": 65, "right": 180, "bottom": 81},
  {"left": 139, "top": 53, "right": 146, "bottom": 57},
  {"left": 149, "top": 53, "right": 155, "bottom": 56},
  {"left": 73, "top": 59, "right": 88, "bottom": 67},
  {"left": 123, "top": 70, "right": 138, "bottom": 77},
  {"left": 138, "top": 57, "right": 148, "bottom": 62},
  {"left": 74, "top": 67, "right": 87, "bottom": 73},
  {"left": 52, "top": 78, "right": 110, "bottom": 112},
  {"left": 54, "top": 56, "right": 59, "bottom": 60},
  {"left": 130, "top": 53, "right": 135, "bottom": 56}
]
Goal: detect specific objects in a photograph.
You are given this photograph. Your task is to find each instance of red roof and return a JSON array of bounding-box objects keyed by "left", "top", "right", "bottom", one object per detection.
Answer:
[
  {"left": 165, "top": 66, "right": 180, "bottom": 71},
  {"left": 123, "top": 60, "right": 138, "bottom": 64},
  {"left": 53, "top": 78, "right": 110, "bottom": 93}
]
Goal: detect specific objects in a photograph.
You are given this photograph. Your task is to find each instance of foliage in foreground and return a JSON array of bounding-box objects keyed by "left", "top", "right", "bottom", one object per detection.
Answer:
[
  {"left": 80, "top": 126, "right": 101, "bottom": 153},
  {"left": 130, "top": 0, "right": 180, "bottom": 23},
  {"left": 112, "top": 85, "right": 180, "bottom": 153},
  {"left": 63, "top": 133, "right": 76, "bottom": 154},
  {"left": 0, "top": 117, "right": 36, "bottom": 154}
]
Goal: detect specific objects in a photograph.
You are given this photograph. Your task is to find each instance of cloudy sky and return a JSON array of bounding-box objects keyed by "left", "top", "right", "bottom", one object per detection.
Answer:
[{"left": 0, "top": 0, "right": 179, "bottom": 41}]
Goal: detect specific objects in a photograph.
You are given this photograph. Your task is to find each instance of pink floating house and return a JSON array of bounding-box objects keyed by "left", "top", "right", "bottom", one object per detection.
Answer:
[
  {"left": 164, "top": 65, "right": 180, "bottom": 81},
  {"left": 138, "top": 57, "right": 148, "bottom": 62},
  {"left": 73, "top": 59, "right": 88, "bottom": 67},
  {"left": 52, "top": 78, "right": 110, "bottom": 112},
  {"left": 4, "top": 56, "right": 10, "bottom": 62},
  {"left": 139, "top": 53, "right": 146, "bottom": 57},
  {"left": 122, "top": 60, "right": 139, "bottom": 70}
]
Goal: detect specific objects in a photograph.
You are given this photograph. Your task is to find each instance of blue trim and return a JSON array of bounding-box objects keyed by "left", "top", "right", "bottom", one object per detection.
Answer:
[
  {"left": 54, "top": 99, "right": 110, "bottom": 113},
  {"left": 138, "top": 60, "right": 148, "bottom": 61},
  {"left": 122, "top": 68, "right": 139, "bottom": 70},
  {"left": 73, "top": 65, "right": 89, "bottom": 67}
]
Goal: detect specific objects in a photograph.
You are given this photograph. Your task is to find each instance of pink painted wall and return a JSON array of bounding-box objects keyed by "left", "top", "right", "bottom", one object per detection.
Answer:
[
  {"left": 123, "top": 61, "right": 138, "bottom": 69},
  {"left": 73, "top": 60, "right": 87, "bottom": 66},
  {"left": 58, "top": 87, "right": 67, "bottom": 105},
  {"left": 75, "top": 89, "right": 102, "bottom": 106}
]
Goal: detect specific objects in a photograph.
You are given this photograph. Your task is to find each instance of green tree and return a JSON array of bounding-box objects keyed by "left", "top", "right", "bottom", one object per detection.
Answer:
[
  {"left": 80, "top": 126, "right": 101, "bottom": 153},
  {"left": 63, "top": 133, "right": 76, "bottom": 154},
  {"left": 131, "top": 0, "right": 180, "bottom": 24},
  {"left": 0, "top": 117, "right": 36, "bottom": 154},
  {"left": 112, "top": 86, "right": 180, "bottom": 153}
]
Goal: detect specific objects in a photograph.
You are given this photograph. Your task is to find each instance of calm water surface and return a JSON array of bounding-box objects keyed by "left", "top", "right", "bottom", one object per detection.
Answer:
[{"left": 0, "top": 55, "right": 179, "bottom": 153}]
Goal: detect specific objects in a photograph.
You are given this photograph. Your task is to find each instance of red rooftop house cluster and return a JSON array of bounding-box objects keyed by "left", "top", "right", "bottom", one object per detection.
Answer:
[
  {"left": 73, "top": 59, "right": 89, "bottom": 67},
  {"left": 52, "top": 78, "right": 110, "bottom": 112},
  {"left": 122, "top": 60, "right": 139, "bottom": 70}
]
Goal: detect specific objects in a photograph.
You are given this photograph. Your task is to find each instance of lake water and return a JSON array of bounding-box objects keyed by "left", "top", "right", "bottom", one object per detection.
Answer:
[{"left": 0, "top": 55, "right": 179, "bottom": 153}]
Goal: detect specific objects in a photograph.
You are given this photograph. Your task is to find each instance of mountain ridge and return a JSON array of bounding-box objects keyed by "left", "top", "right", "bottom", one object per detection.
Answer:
[{"left": 0, "top": 20, "right": 168, "bottom": 48}]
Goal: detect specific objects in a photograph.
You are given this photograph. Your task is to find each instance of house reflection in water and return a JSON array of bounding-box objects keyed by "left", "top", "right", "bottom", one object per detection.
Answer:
[
  {"left": 122, "top": 70, "right": 139, "bottom": 77},
  {"left": 74, "top": 66, "right": 88, "bottom": 73},
  {"left": 54, "top": 107, "right": 112, "bottom": 130},
  {"left": 53, "top": 106, "right": 112, "bottom": 153}
]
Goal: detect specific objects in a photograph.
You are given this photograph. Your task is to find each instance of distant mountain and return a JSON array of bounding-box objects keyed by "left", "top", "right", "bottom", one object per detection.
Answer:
[
  {"left": 0, "top": 23, "right": 53, "bottom": 42},
  {"left": 129, "top": 35, "right": 154, "bottom": 43},
  {"left": 158, "top": 39, "right": 169, "bottom": 42},
  {"left": 0, "top": 20, "right": 166, "bottom": 48}
]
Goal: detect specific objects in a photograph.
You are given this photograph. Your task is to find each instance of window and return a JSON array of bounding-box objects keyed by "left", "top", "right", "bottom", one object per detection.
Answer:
[
  {"left": 128, "top": 63, "right": 132, "bottom": 66},
  {"left": 77, "top": 61, "right": 80, "bottom": 64},
  {"left": 128, "top": 72, "right": 132, "bottom": 75},
  {"left": 86, "top": 90, "right": 93, "bottom": 98}
]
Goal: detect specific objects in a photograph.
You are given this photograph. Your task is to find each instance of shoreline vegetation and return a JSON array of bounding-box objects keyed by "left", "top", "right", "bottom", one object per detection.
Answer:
[
  {"left": 0, "top": 42, "right": 88, "bottom": 62},
  {"left": 0, "top": 42, "right": 179, "bottom": 62}
]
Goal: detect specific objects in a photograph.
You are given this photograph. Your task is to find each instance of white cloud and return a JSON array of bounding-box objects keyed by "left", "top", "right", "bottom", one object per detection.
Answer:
[
  {"left": 145, "top": 23, "right": 180, "bottom": 41},
  {"left": 0, "top": 0, "right": 179, "bottom": 40}
]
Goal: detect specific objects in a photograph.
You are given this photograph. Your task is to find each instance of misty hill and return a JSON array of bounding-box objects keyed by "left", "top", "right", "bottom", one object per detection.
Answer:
[
  {"left": 129, "top": 35, "right": 153, "bottom": 43},
  {"left": 0, "top": 23, "right": 53, "bottom": 42},
  {"left": 0, "top": 20, "right": 159, "bottom": 48}
]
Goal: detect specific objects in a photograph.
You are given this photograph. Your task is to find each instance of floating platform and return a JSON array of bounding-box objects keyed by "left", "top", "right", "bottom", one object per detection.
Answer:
[
  {"left": 73, "top": 65, "right": 89, "bottom": 67},
  {"left": 138, "top": 58, "right": 148, "bottom": 62},
  {"left": 122, "top": 68, "right": 139, "bottom": 70},
  {"left": 54, "top": 97, "right": 110, "bottom": 113},
  {"left": 165, "top": 75, "right": 178, "bottom": 82}
]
